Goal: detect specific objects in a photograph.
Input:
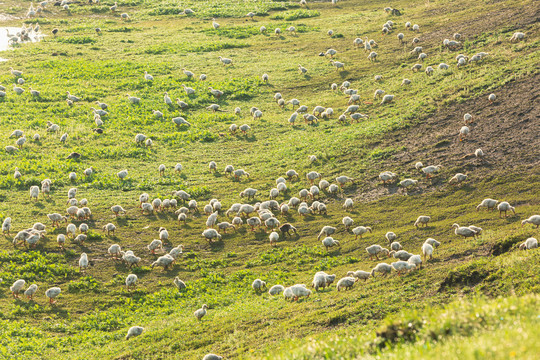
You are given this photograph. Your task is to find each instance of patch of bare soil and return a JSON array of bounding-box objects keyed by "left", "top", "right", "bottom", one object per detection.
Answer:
[{"left": 355, "top": 72, "right": 540, "bottom": 202}]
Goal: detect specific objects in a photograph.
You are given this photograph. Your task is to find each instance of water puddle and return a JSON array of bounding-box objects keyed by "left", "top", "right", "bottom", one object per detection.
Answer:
[{"left": 0, "top": 26, "right": 43, "bottom": 61}]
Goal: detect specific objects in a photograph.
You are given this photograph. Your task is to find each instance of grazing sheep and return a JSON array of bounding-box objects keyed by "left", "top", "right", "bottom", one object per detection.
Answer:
[
  {"left": 370, "top": 263, "right": 393, "bottom": 277},
  {"left": 414, "top": 216, "right": 431, "bottom": 228},
  {"left": 497, "top": 201, "right": 515, "bottom": 217},
  {"left": 125, "top": 326, "right": 144, "bottom": 340},
  {"left": 366, "top": 245, "right": 390, "bottom": 260},
  {"left": 522, "top": 215, "right": 540, "bottom": 228},
  {"left": 519, "top": 238, "right": 538, "bottom": 250},
  {"left": 476, "top": 198, "right": 499, "bottom": 211},
  {"left": 252, "top": 279, "right": 267, "bottom": 293},
  {"left": 336, "top": 277, "right": 357, "bottom": 291}
]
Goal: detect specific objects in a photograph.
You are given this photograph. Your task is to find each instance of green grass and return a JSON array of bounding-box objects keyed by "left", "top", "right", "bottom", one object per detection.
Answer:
[{"left": 0, "top": 0, "right": 538, "bottom": 358}]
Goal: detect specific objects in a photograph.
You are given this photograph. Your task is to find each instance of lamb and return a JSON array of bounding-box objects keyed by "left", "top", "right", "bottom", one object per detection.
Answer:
[
  {"left": 252, "top": 279, "right": 267, "bottom": 293},
  {"left": 422, "top": 243, "right": 434, "bottom": 261},
  {"left": 322, "top": 237, "right": 340, "bottom": 251},
  {"left": 268, "top": 285, "right": 285, "bottom": 295},
  {"left": 318, "top": 226, "right": 336, "bottom": 240},
  {"left": 370, "top": 263, "right": 393, "bottom": 277},
  {"left": 522, "top": 215, "right": 540, "bottom": 228},
  {"left": 347, "top": 270, "right": 370, "bottom": 281},
  {"left": 476, "top": 198, "right": 499, "bottom": 211},
  {"left": 414, "top": 216, "right": 431, "bottom": 228},
  {"left": 125, "top": 326, "right": 144, "bottom": 340},
  {"left": 336, "top": 277, "right": 357, "bottom": 291},
  {"left": 519, "top": 238, "right": 538, "bottom": 250},
  {"left": 497, "top": 201, "right": 515, "bottom": 217},
  {"left": 352, "top": 226, "right": 372, "bottom": 240},
  {"left": 202, "top": 229, "right": 221, "bottom": 243},
  {"left": 366, "top": 245, "right": 390, "bottom": 260}
]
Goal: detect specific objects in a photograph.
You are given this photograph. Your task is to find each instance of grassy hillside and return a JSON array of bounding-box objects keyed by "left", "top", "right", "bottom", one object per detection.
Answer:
[{"left": 0, "top": 0, "right": 539, "bottom": 359}]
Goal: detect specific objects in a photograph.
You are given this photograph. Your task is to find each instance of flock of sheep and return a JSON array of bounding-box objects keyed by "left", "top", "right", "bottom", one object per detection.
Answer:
[{"left": 0, "top": 1, "right": 537, "bottom": 359}]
